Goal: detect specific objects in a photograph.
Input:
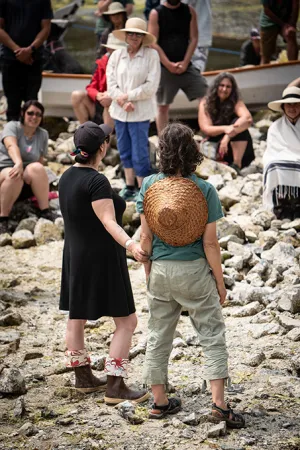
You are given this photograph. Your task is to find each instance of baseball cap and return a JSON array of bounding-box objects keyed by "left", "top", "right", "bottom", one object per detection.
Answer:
[
  {"left": 250, "top": 28, "right": 260, "bottom": 39},
  {"left": 73, "top": 121, "right": 112, "bottom": 154}
]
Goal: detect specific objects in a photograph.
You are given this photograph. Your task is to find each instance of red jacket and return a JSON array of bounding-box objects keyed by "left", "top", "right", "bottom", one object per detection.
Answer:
[{"left": 86, "top": 54, "right": 109, "bottom": 102}]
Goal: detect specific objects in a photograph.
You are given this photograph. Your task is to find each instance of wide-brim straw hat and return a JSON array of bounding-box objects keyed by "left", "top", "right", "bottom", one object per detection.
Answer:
[
  {"left": 101, "top": 33, "right": 126, "bottom": 50},
  {"left": 143, "top": 177, "right": 208, "bottom": 247},
  {"left": 102, "top": 2, "right": 126, "bottom": 15},
  {"left": 113, "top": 18, "right": 156, "bottom": 46},
  {"left": 268, "top": 86, "right": 300, "bottom": 112}
]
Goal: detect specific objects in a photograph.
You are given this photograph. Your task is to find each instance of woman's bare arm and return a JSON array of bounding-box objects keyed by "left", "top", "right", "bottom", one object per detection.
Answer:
[
  {"left": 92, "top": 198, "right": 148, "bottom": 262},
  {"left": 140, "top": 214, "right": 153, "bottom": 280},
  {"left": 198, "top": 98, "right": 231, "bottom": 136},
  {"left": 232, "top": 100, "right": 253, "bottom": 132},
  {"left": 203, "top": 222, "right": 226, "bottom": 304}
]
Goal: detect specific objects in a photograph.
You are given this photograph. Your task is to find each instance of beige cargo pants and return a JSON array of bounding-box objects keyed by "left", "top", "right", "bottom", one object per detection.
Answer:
[{"left": 143, "top": 258, "right": 228, "bottom": 386}]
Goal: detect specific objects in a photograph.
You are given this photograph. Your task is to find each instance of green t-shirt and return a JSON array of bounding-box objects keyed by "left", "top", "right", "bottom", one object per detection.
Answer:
[
  {"left": 95, "top": 0, "right": 134, "bottom": 35},
  {"left": 260, "top": 0, "right": 293, "bottom": 28},
  {"left": 136, "top": 173, "right": 224, "bottom": 261}
]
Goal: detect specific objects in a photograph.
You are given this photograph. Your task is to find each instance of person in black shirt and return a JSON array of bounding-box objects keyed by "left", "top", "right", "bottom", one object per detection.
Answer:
[
  {"left": 240, "top": 28, "right": 261, "bottom": 67},
  {"left": 0, "top": 0, "right": 53, "bottom": 121},
  {"left": 148, "top": 0, "right": 207, "bottom": 134}
]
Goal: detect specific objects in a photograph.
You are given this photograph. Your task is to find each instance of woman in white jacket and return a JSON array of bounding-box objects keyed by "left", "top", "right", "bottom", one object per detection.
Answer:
[{"left": 107, "top": 18, "right": 160, "bottom": 201}]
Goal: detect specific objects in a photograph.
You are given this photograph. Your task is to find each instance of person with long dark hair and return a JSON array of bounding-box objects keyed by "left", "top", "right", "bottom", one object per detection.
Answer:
[
  {"left": 198, "top": 72, "right": 254, "bottom": 173},
  {"left": 0, "top": 100, "right": 54, "bottom": 234},
  {"left": 59, "top": 121, "right": 150, "bottom": 404},
  {"left": 136, "top": 122, "right": 245, "bottom": 428}
]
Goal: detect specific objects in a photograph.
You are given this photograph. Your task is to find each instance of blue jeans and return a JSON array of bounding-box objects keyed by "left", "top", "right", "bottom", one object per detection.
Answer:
[{"left": 114, "top": 120, "right": 151, "bottom": 178}]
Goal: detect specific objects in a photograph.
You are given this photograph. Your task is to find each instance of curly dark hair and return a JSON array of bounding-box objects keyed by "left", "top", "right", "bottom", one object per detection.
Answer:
[
  {"left": 158, "top": 123, "right": 204, "bottom": 177},
  {"left": 205, "top": 72, "right": 240, "bottom": 125}
]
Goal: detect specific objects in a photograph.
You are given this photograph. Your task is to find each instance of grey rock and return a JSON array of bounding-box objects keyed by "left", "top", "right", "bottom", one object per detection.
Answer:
[
  {"left": 186, "top": 335, "right": 200, "bottom": 346},
  {"left": 34, "top": 218, "right": 62, "bottom": 245},
  {"left": 182, "top": 412, "right": 200, "bottom": 426},
  {"left": 218, "top": 185, "right": 240, "bottom": 209},
  {"left": 129, "top": 342, "right": 147, "bottom": 359},
  {"left": 207, "top": 174, "right": 224, "bottom": 190},
  {"left": 281, "top": 218, "right": 300, "bottom": 231},
  {"left": 54, "top": 217, "right": 64, "bottom": 236},
  {"left": 248, "top": 260, "right": 270, "bottom": 276},
  {"left": 250, "top": 309, "right": 274, "bottom": 324},
  {"left": 18, "top": 422, "right": 38, "bottom": 436},
  {"left": 103, "top": 148, "right": 120, "bottom": 167},
  {"left": 224, "top": 274, "right": 235, "bottom": 288},
  {"left": 90, "top": 355, "right": 106, "bottom": 371},
  {"left": 286, "top": 328, "right": 300, "bottom": 341},
  {"left": 23, "top": 351, "right": 44, "bottom": 361},
  {"left": 16, "top": 217, "right": 37, "bottom": 233},
  {"left": 245, "top": 230, "right": 257, "bottom": 243},
  {"left": 0, "top": 368, "right": 26, "bottom": 395},
  {"left": 12, "top": 230, "right": 35, "bottom": 249},
  {"left": 170, "top": 348, "right": 184, "bottom": 361},
  {"left": 261, "top": 243, "right": 296, "bottom": 267},
  {"left": 219, "top": 235, "right": 244, "bottom": 249},
  {"left": 217, "top": 218, "right": 245, "bottom": 241},
  {"left": 172, "top": 337, "right": 187, "bottom": 348},
  {"left": 0, "top": 330, "right": 20, "bottom": 345},
  {"left": 255, "top": 119, "right": 273, "bottom": 133},
  {"left": 247, "top": 351, "right": 266, "bottom": 367},
  {"left": 231, "top": 301, "right": 263, "bottom": 317},
  {"left": 227, "top": 241, "right": 252, "bottom": 262},
  {"left": 0, "top": 311, "right": 22, "bottom": 326},
  {"left": 207, "top": 421, "right": 227, "bottom": 437},
  {"left": 230, "top": 284, "right": 270, "bottom": 306},
  {"left": 224, "top": 255, "right": 244, "bottom": 270},
  {"left": 277, "top": 315, "right": 300, "bottom": 331},
  {"left": 241, "top": 180, "right": 262, "bottom": 197},
  {"left": 0, "top": 233, "right": 12, "bottom": 246},
  {"left": 245, "top": 273, "right": 265, "bottom": 287},
  {"left": 14, "top": 396, "right": 26, "bottom": 417},
  {"left": 251, "top": 209, "right": 274, "bottom": 229},
  {"left": 250, "top": 323, "right": 284, "bottom": 339},
  {"left": 277, "top": 285, "right": 300, "bottom": 314},
  {"left": 116, "top": 400, "right": 144, "bottom": 424},
  {"left": 221, "top": 250, "right": 233, "bottom": 263}
]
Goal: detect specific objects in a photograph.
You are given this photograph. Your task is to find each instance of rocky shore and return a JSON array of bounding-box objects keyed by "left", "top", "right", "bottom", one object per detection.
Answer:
[{"left": 0, "top": 116, "right": 300, "bottom": 450}]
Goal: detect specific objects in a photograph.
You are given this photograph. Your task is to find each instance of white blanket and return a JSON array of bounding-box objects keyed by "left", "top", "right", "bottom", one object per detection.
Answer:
[{"left": 263, "top": 116, "right": 300, "bottom": 210}]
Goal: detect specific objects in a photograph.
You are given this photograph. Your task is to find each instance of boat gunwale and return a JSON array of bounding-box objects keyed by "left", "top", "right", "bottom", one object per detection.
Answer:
[{"left": 42, "top": 60, "right": 300, "bottom": 80}]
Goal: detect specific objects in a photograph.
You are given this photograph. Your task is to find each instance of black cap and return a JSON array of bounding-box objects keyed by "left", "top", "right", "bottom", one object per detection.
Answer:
[
  {"left": 250, "top": 28, "right": 260, "bottom": 39},
  {"left": 74, "top": 121, "right": 112, "bottom": 154}
]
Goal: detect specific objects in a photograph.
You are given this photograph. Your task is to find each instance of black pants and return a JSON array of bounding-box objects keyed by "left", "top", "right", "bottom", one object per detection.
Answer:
[{"left": 2, "top": 59, "right": 43, "bottom": 121}]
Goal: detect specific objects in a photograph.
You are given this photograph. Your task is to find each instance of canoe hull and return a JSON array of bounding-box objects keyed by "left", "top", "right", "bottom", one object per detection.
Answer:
[{"left": 0, "top": 60, "right": 299, "bottom": 118}]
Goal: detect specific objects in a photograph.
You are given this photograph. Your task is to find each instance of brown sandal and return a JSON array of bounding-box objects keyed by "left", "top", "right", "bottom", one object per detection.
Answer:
[{"left": 211, "top": 403, "right": 245, "bottom": 429}]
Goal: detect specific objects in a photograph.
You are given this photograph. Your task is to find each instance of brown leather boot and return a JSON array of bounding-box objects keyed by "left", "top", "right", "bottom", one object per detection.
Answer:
[
  {"left": 74, "top": 365, "right": 107, "bottom": 393},
  {"left": 104, "top": 375, "right": 150, "bottom": 405}
]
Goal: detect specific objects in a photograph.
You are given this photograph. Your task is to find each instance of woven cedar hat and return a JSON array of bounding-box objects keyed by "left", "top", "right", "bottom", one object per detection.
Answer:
[{"left": 144, "top": 177, "right": 208, "bottom": 247}]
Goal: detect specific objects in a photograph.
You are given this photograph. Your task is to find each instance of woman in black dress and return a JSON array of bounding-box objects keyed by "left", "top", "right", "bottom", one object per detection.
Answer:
[
  {"left": 198, "top": 72, "right": 255, "bottom": 174},
  {"left": 59, "top": 121, "right": 149, "bottom": 404}
]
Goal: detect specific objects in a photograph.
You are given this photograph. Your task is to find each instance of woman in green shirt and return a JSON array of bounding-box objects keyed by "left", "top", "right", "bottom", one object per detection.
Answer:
[{"left": 136, "top": 122, "right": 245, "bottom": 428}]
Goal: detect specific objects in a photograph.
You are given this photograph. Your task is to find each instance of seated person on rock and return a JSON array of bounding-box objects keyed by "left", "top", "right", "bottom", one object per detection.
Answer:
[
  {"left": 198, "top": 72, "right": 255, "bottom": 174},
  {"left": 240, "top": 28, "right": 261, "bottom": 67},
  {"left": 263, "top": 86, "right": 300, "bottom": 221},
  {"left": 71, "top": 34, "right": 125, "bottom": 128},
  {"left": 0, "top": 100, "right": 54, "bottom": 235}
]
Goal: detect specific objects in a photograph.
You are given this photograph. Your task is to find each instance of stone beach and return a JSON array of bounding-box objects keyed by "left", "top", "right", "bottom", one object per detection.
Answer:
[{"left": 0, "top": 115, "right": 300, "bottom": 450}]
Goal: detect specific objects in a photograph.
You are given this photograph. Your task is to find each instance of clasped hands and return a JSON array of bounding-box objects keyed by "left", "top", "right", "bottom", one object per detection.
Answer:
[
  {"left": 14, "top": 47, "right": 33, "bottom": 65},
  {"left": 168, "top": 60, "right": 188, "bottom": 75},
  {"left": 116, "top": 94, "right": 135, "bottom": 112},
  {"left": 218, "top": 124, "right": 240, "bottom": 157},
  {"left": 127, "top": 241, "right": 149, "bottom": 263}
]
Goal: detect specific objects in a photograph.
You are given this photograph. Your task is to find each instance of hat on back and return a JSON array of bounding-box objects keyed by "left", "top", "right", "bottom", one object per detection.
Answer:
[{"left": 143, "top": 177, "right": 208, "bottom": 247}]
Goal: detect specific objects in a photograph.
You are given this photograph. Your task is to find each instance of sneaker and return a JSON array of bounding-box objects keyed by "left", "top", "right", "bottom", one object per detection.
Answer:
[
  {"left": 118, "top": 187, "right": 137, "bottom": 202},
  {"left": 0, "top": 219, "right": 8, "bottom": 235},
  {"left": 39, "top": 209, "right": 57, "bottom": 222}
]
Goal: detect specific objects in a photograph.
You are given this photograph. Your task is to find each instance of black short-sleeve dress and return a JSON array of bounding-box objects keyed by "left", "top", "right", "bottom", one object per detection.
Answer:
[{"left": 58, "top": 166, "right": 135, "bottom": 320}]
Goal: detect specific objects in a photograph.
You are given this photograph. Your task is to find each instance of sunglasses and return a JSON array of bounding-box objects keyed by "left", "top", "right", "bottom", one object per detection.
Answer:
[
  {"left": 126, "top": 31, "right": 144, "bottom": 38},
  {"left": 26, "top": 111, "right": 42, "bottom": 117}
]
